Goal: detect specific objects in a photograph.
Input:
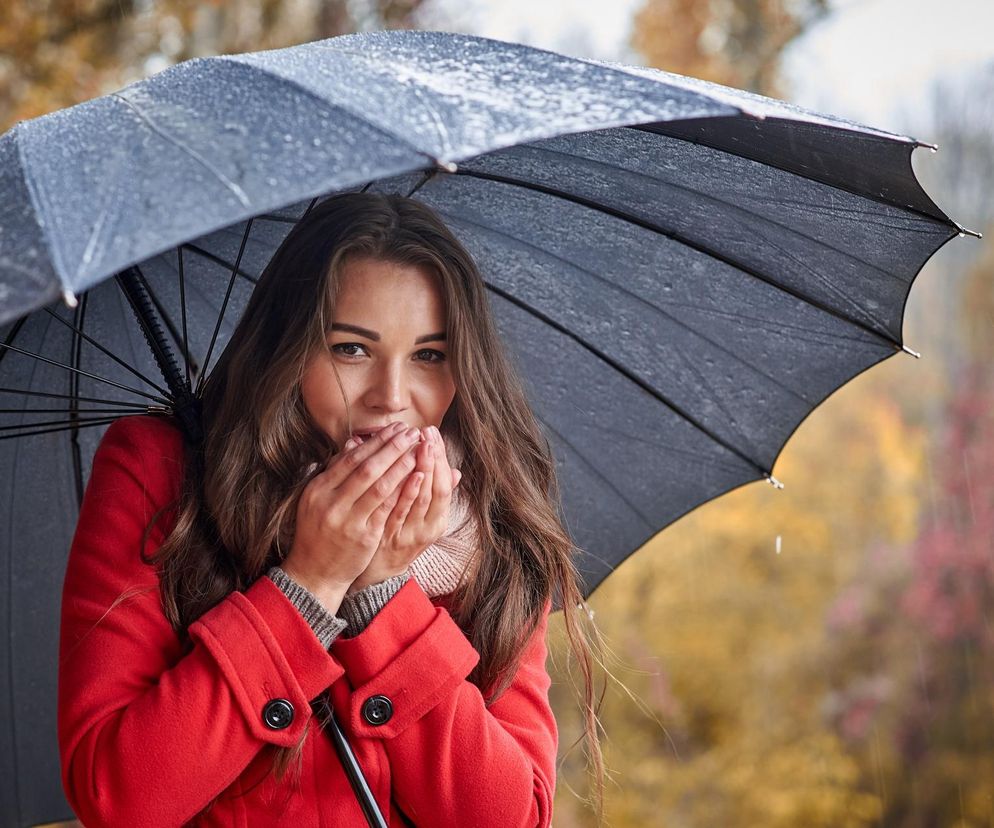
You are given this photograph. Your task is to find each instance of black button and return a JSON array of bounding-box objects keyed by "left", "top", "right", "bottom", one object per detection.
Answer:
[
  {"left": 362, "top": 694, "right": 393, "bottom": 726},
  {"left": 263, "top": 698, "right": 294, "bottom": 730}
]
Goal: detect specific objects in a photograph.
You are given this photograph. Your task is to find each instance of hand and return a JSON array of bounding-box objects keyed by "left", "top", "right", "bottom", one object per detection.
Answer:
[
  {"left": 282, "top": 421, "right": 423, "bottom": 599},
  {"left": 348, "top": 425, "right": 462, "bottom": 593}
]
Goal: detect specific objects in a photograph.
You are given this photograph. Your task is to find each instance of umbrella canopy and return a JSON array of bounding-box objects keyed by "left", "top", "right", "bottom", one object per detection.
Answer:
[{"left": 0, "top": 29, "right": 970, "bottom": 827}]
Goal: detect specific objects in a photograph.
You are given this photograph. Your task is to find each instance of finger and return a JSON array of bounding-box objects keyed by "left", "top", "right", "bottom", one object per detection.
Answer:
[
  {"left": 327, "top": 422, "right": 420, "bottom": 498},
  {"left": 407, "top": 435, "right": 435, "bottom": 525},
  {"left": 384, "top": 471, "right": 425, "bottom": 533},
  {"left": 424, "top": 427, "right": 454, "bottom": 526},
  {"left": 323, "top": 421, "right": 401, "bottom": 477},
  {"left": 369, "top": 469, "right": 418, "bottom": 533},
  {"left": 353, "top": 434, "right": 423, "bottom": 523}
]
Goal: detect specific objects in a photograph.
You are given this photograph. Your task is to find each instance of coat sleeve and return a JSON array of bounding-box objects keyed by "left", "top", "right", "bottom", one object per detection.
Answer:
[
  {"left": 331, "top": 578, "right": 559, "bottom": 827},
  {"left": 58, "top": 416, "right": 346, "bottom": 828}
]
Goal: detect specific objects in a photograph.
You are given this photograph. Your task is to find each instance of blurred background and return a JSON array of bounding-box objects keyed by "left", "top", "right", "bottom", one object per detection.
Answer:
[{"left": 4, "top": 0, "right": 992, "bottom": 825}]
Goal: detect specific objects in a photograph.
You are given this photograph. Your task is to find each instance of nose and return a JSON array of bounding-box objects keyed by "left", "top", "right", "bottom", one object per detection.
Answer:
[{"left": 363, "top": 359, "right": 410, "bottom": 413}]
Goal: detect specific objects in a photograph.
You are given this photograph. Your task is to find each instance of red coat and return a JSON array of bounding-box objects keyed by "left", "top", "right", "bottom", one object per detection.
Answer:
[{"left": 58, "top": 415, "right": 558, "bottom": 827}]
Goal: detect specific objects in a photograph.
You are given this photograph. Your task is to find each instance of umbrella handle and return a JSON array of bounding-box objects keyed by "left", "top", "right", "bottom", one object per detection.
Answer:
[{"left": 317, "top": 692, "right": 388, "bottom": 828}]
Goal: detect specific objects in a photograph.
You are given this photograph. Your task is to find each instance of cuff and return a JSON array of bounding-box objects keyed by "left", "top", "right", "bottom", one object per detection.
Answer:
[
  {"left": 188, "top": 575, "right": 345, "bottom": 747},
  {"left": 338, "top": 570, "right": 411, "bottom": 637},
  {"left": 267, "top": 566, "right": 348, "bottom": 649},
  {"left": 330, "top": 577, "right": 480, "bottom": 739}
]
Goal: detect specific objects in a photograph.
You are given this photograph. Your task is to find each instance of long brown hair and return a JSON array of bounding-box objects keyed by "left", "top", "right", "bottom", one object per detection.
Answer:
[{"left": 144, "top": 191, "right": 606, "bottom": 819}]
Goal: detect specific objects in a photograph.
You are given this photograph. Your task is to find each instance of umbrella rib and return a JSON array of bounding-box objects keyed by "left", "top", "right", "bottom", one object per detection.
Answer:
[
  {"left": 69, "top": 295, "right": 85, "bottom": 505},
  {"left": 182, "top": 243, "right": 258, "bottom": 285},
  {"left": 0, "top": 316, "right": 27, "bottom": 371},
  {"left": 178, "top": 246, "right": 191, "bottom": 390},
  {"left": 42, "top": 308, "right": 171, "bottom": 398},
  {"left": 301, "top": 196, "right": 321, "bottom": 219},
  {"left": 483, "top": 280, "right": 774, "bottom": 478},
  {"left": 0, "top": 415, "right": 141, "bottom": 432},
  {"left": 0, "top": 342, "right": 170, "bottom": 405},
  {"left": 259, "top": 196, "right": 324, "bottom": 224},
  {"left": 111, "top": 93, "right": 252, "bottom": 208},
  {"left": 0, "top": 417, "right": 121, "bottom": 441},
  {"left": 0, "top": 407, "right": 152, "bottom": 415},
  {"left": 197, "top": 219, "right": 253, "bottom": 397},
  {"left": 453, "top": 167, "right": 905, "bottom": 351},
  {"left": 0, "top": 388, "right": 148, "bottom": 408}
]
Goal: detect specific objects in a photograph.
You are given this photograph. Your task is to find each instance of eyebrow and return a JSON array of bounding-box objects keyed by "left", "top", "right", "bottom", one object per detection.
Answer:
[{"left": 330, "top": 322, "right": 446, "bottom": 345}]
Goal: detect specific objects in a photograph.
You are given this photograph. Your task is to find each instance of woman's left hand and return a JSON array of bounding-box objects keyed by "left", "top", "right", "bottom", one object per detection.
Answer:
[{"left": 347, "top": 425, "right": 462, "bottom": 594}]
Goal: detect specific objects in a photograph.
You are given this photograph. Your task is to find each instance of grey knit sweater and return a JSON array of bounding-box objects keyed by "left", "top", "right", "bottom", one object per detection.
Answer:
[{"left": 267, "top": 565, "right": 410, "bottom": 648}]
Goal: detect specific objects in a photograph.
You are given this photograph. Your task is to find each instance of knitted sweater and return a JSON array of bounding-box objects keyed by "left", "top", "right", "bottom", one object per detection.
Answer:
[{"left": 268, "top": 427, "right": 478, "bottom": 647}]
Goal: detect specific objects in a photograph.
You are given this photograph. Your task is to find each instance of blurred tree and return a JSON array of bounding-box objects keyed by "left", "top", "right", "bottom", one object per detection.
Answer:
[
  {"left": 819, "top": 361, "right": 994, "bottom": 827},
  {"left": 0, "top": 0, "right": 426, "bottom": 132},
  {"left": 631, "top": 0, "right": 829, "bottom": 94}
]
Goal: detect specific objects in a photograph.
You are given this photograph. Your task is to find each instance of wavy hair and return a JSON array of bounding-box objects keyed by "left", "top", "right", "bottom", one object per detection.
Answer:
[{"left": 143, "top": 190, "right": 606, "bottom": 820}]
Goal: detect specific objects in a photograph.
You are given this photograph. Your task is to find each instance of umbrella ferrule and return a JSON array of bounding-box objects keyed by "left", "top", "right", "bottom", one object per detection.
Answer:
[{"left": 900, "top": 344, "right": 921, "bottom": 359}]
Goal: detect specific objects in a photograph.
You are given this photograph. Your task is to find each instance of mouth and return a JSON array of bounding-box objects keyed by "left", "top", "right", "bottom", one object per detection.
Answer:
[{"left": 352, "top": 426, "right": 391, "bottom": 441}]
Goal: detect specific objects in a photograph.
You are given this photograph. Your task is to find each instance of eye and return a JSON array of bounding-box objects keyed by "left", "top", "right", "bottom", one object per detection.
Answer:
[
  {"left": 330, "top": 342, "right": 367, "bottom": 358},
  {"left": 416, "top": 349, "right": 446, "bottom": 363}
]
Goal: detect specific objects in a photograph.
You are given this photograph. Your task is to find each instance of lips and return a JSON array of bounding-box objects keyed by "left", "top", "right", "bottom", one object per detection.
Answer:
[{"left": 352, "top": 425, "right": 391, "bottom": 440}]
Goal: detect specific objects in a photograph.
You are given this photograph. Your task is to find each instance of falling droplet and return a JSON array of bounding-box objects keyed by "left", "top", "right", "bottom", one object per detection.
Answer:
[{"left": 775, "top": 535, "right": 782, "bottom": 555}]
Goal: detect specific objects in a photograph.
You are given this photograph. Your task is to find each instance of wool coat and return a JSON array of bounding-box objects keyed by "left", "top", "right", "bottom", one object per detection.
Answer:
[{"left": 58, "top": 415, "right": 558, "bottom": 827}]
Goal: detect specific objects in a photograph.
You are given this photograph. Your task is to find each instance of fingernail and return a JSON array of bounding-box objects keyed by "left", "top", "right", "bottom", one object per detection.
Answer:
[
  {"left": 430, "top": 425, "right": 440, "bottom": 441},
  {"left": 404, "top": 426, "right": 420, "bottom": 440},
  {"left": 453, "top": 469, "right": 462, "bottom": 486},
  {"left": 345, "top": 438, "right": 357, "bottom": 450}
]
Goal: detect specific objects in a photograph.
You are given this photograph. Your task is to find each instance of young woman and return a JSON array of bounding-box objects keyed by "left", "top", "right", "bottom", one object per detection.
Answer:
[{"left": 58, "top": 192, "right": 603, "bottom": 826}]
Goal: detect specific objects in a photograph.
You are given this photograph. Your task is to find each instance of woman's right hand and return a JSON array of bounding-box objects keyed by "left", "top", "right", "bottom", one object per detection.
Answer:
[{"left": 281, "top": 421, "right": 424, "bottom": 605}]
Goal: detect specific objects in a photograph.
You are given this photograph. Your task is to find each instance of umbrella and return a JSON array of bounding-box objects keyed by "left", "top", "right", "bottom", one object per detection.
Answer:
[{"left": 0, "top": 29, "right": 974, "bottom": 827}]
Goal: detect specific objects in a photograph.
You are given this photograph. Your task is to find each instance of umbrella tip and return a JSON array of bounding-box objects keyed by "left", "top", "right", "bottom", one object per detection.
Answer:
[
  {"left": 900, "top": 343, "right": 921, "bottom": 359},
  {"left": 915, "top": 140, "right": 939, "bottom": 152},
  {"left": 766, "top": 473, "right": 784, "bottom": 490},
  {"left": 61, "top": 288, "right": 79, "bottom": 309},
  {"left": 436, "top": 159, "right": 458, "bottom": 174},
  {"left": 955, "top": 222, "right": 983, "bottom": 239}
]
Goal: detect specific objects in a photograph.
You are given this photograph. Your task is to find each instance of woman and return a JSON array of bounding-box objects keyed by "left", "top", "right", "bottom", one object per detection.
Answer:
[{"left": 58, "top": 192, "right": 604, "bottom": 826}]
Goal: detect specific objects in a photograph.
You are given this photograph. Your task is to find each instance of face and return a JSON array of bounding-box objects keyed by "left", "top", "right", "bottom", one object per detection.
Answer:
[{"left": 300, "top": 256, "right": 457, "bottom": 447}]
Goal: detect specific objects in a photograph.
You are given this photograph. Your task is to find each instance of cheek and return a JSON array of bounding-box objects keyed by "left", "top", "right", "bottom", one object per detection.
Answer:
[
  {"left": 300, "top": 361, "right": 346, "bottom": 415},
  {"left": 433, "top": 376, "right": 457, "bottom": 414}
]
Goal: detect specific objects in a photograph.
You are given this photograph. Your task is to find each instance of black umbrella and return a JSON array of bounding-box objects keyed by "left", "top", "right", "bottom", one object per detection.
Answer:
[{"left": 0, "top": 29, "right": 975, "bottom": 828}]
